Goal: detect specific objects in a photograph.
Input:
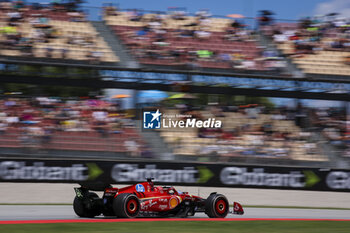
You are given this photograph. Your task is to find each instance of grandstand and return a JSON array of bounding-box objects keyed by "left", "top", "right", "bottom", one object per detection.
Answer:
[
  {"left": 0, "top": 2, "right": 118, "bottom": 63},
  {"left": 104, "top": 10, "right": 271, "bottom": 71},
  {"left": 0, "top": 97, "right": 146, "bottom": 156},
  {"left": 263, "top": 20, "right": 350, "bottom": 77},
  {"left": 0, "top": 1, "right": 349, "bottom": 168},
  {"left": 158, "top": 107, "right": 328, "bottom": 163}
]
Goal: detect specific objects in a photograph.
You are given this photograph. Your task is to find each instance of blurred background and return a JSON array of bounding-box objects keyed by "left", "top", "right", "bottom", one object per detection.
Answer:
[{"left": 0, "top": 0, "right": 349, "bottom": 170}]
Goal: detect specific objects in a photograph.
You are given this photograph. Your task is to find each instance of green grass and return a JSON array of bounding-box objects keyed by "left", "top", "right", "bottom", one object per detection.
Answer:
[{"left": 1, "top": 221, "right": 350, "bottom": 233}]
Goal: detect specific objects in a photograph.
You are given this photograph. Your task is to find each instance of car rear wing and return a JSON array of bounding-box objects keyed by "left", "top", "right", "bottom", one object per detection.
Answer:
[{"left": 78, "top": 182, "right": 112, "bottom": 191}]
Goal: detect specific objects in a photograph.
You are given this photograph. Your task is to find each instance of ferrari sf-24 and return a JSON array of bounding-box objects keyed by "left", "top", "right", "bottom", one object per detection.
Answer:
[{"left": 73, "top": 178, "right": 244, "bottom": 218}]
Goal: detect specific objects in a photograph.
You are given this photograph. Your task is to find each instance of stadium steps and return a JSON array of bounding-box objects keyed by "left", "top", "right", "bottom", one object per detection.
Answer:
[
  {"left": 135, "top": 120, "right": 174, "bottom": 160},
  {"left": 90, "top": 21, "right": 139, "bottom": 68},
  {"left": 257, "top": 31, "right": 304, "bottom": 78}
]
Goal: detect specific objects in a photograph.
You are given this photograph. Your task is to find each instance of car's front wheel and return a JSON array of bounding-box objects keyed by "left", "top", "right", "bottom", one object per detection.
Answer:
[{"left": 205, "top": 194, "right": 229, "bottom": 218}]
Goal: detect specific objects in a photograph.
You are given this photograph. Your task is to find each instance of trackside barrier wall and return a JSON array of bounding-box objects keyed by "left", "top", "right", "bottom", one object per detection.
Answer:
[{"left": 0, "top": 158, "right": 349, "bottom": 192}]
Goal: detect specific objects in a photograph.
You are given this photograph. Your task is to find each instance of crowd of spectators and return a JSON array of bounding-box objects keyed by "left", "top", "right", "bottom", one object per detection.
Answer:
[
  {"left": 0, "top": 1, "right": 108, "bottom": 62},
  {"left": 105, "top": 8, "right": 287, "bottom": 72},
  {"left": 262, "top": 14, "right": 350, "bottom": 58},
  {"left": 0, "top": 97, "right": 148, "bottom": 157},
  {"left": 0, "top": 95, "right": 346, "bottom": 163},
  {"left": 2, "top": 2, "right": 350, "bottom": 68},
  {"left": 308, "top": 107, "right": 349, "bottom": 154},
  {"left": 159, "top": 103, "right": 328, "bottom": 162}
]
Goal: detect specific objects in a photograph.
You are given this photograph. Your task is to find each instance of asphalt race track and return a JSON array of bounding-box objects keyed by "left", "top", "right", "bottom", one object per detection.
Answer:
[{"left": 1, "top": 205, "right": 350, "bottom": 222}]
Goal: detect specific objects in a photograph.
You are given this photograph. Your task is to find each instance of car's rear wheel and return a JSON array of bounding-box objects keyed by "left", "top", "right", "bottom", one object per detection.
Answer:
[
  {"left": 73, "top": 192, "right": 102, "bottom": 218},
  {"left": 205, "top": 194, "right": 229, "bottom": 218},
  {"left": 113, "top": 193, "right": 140, "bottom": 218}
]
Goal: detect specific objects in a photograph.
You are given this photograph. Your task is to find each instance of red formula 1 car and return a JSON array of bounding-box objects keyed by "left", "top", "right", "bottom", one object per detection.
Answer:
[{"left": 73, "top": 178, "right": 244, "bottom": 218}]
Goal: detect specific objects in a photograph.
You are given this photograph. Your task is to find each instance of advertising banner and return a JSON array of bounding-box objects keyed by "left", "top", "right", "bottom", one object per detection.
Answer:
[{"left": 0, "top": 158, "right": 350, "bottom": 192}]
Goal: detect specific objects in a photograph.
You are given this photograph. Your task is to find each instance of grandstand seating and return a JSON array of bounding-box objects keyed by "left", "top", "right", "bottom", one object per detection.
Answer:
[
  {"left": 0, "top": 6, "right": 119, "bottom": 63},
  {"left": 292, "top": 51, "right": 350, "bottom": 76},
  {"left": 0, "top": 98, "right": 145, "bottom": 154},
  {"left": 104, "top": 12, "right": 265, "bottom": 70},
  {"left": 267, "top": 22, "right": 350, "bottom": 76},
  {"left": 0, "top": 3, "right": 346, "bottom": 163},
  {"left": 105, "top": 12, "right": 231, "bottom": 32},
  {"left": 158, "top": 108, "right": 328, "bottom": 162}
]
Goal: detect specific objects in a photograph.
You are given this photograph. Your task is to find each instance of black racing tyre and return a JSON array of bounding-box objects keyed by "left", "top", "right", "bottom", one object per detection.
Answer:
[
  {"left": 73, "top": 192, "right": 102, "bottom": 218},
  {"left": 113, "top": 193, "right": 140, "bottom": 218},
  {"left": 205, "top": 194, "right": 229, "bottom": 218}
]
